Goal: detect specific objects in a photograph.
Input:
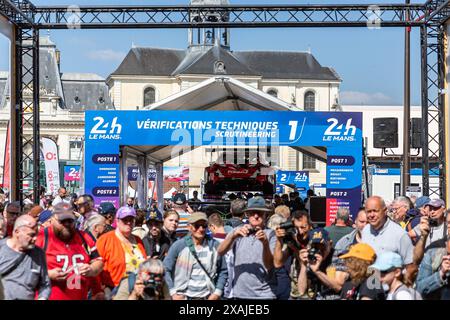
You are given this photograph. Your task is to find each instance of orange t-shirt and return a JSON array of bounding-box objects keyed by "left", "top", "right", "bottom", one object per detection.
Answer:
[{"left": 96, "top": 230, "right": 147, "bottom": 288}]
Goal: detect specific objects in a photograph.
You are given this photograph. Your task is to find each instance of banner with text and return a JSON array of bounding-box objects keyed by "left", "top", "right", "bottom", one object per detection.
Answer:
[
  {"left": 85, "top": 110, "right": 362, "bottom": 221},
  {"left": 276, "top": 171, "right": 310, "bottom": 199},
  {"left": 64, "top": 165, "right": 81, "bottom": 181},
  {"left": 42, "top": 137, "right": 61, "bottom": 195}
]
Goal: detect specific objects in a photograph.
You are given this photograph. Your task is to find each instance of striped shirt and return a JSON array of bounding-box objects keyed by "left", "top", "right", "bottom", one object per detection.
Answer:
[
  {"left": 185, "top": 246, "right": 211, "bottom": 298},
  {"left": 175, "top": 209, "right": 191, "bottom": 238}
]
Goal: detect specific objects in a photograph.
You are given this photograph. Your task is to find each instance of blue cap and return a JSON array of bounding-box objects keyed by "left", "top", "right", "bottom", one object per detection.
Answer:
[
  {"left": 38, "top": 210, "right": 53, "bottom": 224},
  {"left": 308, "top": 228, "right": 330, "bottom": 244},
  {"left": 146, "top": 210, "right": 163, "bottom": 223},
  {"left": 415, "top": 196, "right": 430, "bottom": 209},
  {"left": 370, "top": 251, "right": 403, "bottom": 271}
]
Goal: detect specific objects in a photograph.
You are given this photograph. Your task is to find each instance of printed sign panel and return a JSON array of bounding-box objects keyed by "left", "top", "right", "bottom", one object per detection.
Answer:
[
  {"left": 276, "top": 171, "right": 310, "bottom": 199},
  {"left": 85, "top": 110, "right": 362, "bottom": 223},
  {"left": 64, "top": 166, "right": 81, "bottom": 181},
  {"left": 164, "top": 166, "right": 189, "bottom": 182}
]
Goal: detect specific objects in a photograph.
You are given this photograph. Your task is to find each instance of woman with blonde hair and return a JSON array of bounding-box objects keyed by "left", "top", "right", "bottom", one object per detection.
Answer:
[
  {"left": 339, "top": 243, "right": 385, "bottom": 300},
  {"left": 274, "top": 205, "right": 291, "bottom": 220}
]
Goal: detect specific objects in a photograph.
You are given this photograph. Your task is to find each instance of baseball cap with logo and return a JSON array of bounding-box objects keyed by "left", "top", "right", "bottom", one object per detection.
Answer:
[
  {"left": 427, "top": 198, "right": 445, "bottom": 208},
  {"left": 146, "top": 210, "right": 163, "bottom": 223},
  {"left": 308, "top": 228, "right": 330, "bottom": 245},
  {"left": 53, "top": 203, "right": 76, "bottom": 221},
  {"left": 370, "top": 251, "right": 403, "bottom": 272},
  {"left": 339, "top": 243, "right": 376, "bottom": 262},
  {"left": 187, "top": 212, "right": 208, "bottom": 224},
  {"left": 116, "top": 206, "right": 137, "bottom": 219}
]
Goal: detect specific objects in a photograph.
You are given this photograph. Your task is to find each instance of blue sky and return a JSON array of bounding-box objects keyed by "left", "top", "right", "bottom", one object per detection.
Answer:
[{"left": 0, "top": 0, "right": 425, "bottom": 105}]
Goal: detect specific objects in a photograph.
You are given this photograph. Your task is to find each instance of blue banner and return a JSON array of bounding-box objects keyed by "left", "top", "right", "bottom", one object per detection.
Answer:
[
  {"left": 276, "top": 171, "right": 310, "bottom": 199},
  {"left": 85, "top": 110, "right": 362, "bottom": 222}
]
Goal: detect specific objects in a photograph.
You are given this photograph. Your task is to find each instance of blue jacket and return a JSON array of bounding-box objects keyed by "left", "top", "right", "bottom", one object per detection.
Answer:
[
  {"left": 416, "top": 241, "right": 448, "bottom": 299},
  {"left": 163, "top": 235, "right": 228, "bottom": 297}
]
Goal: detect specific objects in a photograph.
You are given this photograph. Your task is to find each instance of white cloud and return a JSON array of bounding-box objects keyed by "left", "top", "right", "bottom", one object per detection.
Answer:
[
  {"left": 86, "top": 49, "right": 126, "bottom": 62},
  {"left": 340, "top": 91, "right": 395, "bottom": 105}
]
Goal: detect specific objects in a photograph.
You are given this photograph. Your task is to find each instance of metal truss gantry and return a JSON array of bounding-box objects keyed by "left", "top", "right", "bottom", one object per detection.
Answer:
[
  {"left": 32, "top": 4, "right": 425, "bottom": 29},
  {"left": 421, "top": 0, "right": 450, "bottom": 197},
  {"left": 0, "top": 1, "right": 449, "bottom": 203}
]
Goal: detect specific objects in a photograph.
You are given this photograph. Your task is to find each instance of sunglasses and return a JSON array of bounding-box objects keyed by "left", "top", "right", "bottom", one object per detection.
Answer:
[
  {"left": 191, "top": 223, "right": 208, "bottom": 230},
  {"left": 247, "top": 211, "right": 265, "bottom": 217}
]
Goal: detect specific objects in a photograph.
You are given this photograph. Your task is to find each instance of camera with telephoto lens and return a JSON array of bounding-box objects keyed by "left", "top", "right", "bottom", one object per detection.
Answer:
[{"left": 279, "top": 221, "right": 301, "bottom": 250}]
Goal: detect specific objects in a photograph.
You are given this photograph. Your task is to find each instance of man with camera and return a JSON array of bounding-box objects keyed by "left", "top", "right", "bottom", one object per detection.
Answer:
[
  {"left": 273, "top": 210, "right": 312, "bottom": 299},
  {"left": 296, "top": 228, "right": 339, "bottom": 299},
  {"left": 413, "top": 199, "right": 447, "bottom": 265},
  {"left": 416, "top": 217, "right": 450, "bottom": 300},
  {"left": 218, "top": 196, "right": 277, "bottom": 299}
]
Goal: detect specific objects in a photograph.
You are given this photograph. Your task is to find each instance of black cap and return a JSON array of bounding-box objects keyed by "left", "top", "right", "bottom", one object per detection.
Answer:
[
  {"left": 99, "top": 202, "right": 117, "bottom": 216},
  {"left": 172, "top": 193, "right": 187, "bottom": 205}
]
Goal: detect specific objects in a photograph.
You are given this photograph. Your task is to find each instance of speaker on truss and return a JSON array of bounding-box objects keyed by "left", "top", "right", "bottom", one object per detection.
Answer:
[
  {"left": 373, "top": 117, "right": 398, "bottom": 149},
  {"left": 411, "top": 118, "right": 423, "bottom": 149}
]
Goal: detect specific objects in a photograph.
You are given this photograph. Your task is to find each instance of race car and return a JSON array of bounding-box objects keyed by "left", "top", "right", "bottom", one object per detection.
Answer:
[{"left": 203, "top": 151, "right": 276, "bottom": 196}]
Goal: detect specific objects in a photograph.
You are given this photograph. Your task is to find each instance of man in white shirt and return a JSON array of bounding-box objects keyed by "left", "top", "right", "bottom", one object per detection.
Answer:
[{"left": 52, "top": 187, "right": 71, "bottom": 206}]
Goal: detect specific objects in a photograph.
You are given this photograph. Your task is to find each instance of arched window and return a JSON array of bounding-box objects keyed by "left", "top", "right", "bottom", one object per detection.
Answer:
[
  {"left": 304, "top": 91, "right": 315, "bottom": 111},
  {"left": 267, "top": 88, "right": 278, "bottom": 98},
  {"left": 143, "top": 87, "right": 156, "bottom": 107}
]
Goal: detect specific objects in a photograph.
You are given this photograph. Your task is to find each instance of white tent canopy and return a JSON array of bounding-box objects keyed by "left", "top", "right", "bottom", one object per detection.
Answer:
[
  {"left": 164, "top": 187, "right": 178, "bottom": 199},
  {"left": 130, "top": 76, "right": 327, "bottom": 162},
  {"left": 150, "top": 76, "right": 296, "bottom": 111}
]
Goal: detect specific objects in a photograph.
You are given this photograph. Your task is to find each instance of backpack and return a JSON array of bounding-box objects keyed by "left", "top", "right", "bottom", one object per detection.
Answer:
[{"left": 391, "top": 284, "right": 422, "bottom": 300}]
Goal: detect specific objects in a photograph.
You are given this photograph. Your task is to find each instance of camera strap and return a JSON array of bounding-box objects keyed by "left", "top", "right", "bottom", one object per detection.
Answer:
[
  {"left": 0, "top": 252, "right": 26, "bottom": 278},
  {"left": 185, "top": 236, "right": 215, "bottom": 284}
]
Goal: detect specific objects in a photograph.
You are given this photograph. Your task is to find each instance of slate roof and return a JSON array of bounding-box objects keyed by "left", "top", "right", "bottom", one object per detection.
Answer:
[
  {"left": 113, "top": 48, "right": 185, "bottom": 77},
  {"left": 110, "top": 45, "right": 341, "bottom": 81},
  {"left": 61, "top": 73, "right": 113, "bottom": 111}
]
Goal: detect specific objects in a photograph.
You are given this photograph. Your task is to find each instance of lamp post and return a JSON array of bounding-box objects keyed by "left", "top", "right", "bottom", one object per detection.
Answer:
[{"left": 402, "top": 0, "right": 411, "bottom": 195}]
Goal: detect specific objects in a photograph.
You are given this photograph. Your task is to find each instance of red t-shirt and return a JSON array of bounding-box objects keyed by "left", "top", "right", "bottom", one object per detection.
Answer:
[{"left": 35, "top": 227, "right": 101, "bottom": 300}]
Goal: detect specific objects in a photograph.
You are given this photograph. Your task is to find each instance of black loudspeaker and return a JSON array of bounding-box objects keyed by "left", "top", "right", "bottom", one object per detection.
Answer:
[
  {"left": 411, "top": 118, "right": 422, "bottom": 149},
  {"left": 309, "top": 196, "right": 327, "bottom": 224},
  {"left": 373, "top": 117, "right": 398, "bottom": 148}
]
